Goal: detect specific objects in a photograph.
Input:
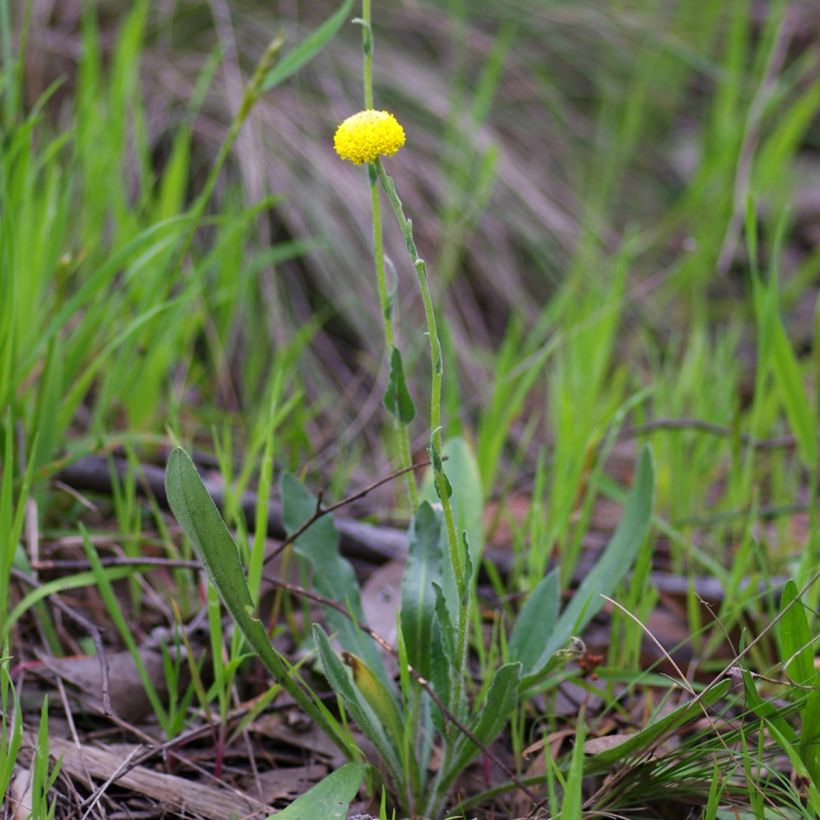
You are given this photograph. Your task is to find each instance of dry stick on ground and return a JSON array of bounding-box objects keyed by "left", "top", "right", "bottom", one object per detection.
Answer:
[
  {"left": 56, "top": 454, "right": 409, "bottom": 562},
  {"left": 73, "top": 685, "right": 341, "bottom": 807},
  {"left": 54, "top": 453, "right": 791, "bottom": 600},
  {"left": 261, "top": 573, "right": 541, "bottom": 808},
  {"left": 31, "top": 556, "right": 202, "bottom": 571}
]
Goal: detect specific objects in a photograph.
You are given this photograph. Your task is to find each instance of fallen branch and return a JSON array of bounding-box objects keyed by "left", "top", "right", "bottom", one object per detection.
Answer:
[
  {"left": 55, "top": 455, "right": 788, "bottom": 602},
  {"left": 57, "top": 454, "right": 407, "bottom": 563}
]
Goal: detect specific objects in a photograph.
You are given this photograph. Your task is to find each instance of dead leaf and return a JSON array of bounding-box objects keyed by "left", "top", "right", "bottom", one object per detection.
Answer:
[
  {"left": 251, "top": 713, "right": 348, "bottom": 768},
  {"left": 38, "top": 649, "right": 169, "bottom": 722},
  {"left": 360, "top": 560, "right": 404, "bottom": 649},
  {"left": 583, "top": 733, "right": 637, "bottom": 755},
  {"left": 242, "top": 763, "right": 328, "bottom": 803}
]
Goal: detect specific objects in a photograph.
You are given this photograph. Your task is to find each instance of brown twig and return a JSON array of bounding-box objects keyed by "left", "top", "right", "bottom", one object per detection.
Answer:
[
  {"left": 264, "top": 457, "right": 437, "bottom": 565},
  {"left": 56, "top": 454, "right": 409, "bottom": 562},
  {"left": 32, "top": 556, "right": 202, "bottom": 572}
]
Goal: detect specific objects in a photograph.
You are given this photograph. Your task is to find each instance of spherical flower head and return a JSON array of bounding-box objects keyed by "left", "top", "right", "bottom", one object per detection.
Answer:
[{"left": 334, "top": 110, "right": 406, "bottom": 165}]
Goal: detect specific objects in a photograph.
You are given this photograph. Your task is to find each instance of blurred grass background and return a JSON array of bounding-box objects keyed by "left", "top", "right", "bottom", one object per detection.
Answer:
[{"left": 4, "top": 0, "right": 819, "bottom": 571}]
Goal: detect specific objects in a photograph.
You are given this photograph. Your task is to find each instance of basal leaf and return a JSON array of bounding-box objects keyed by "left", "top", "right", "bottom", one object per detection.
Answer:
[
  {"left": 312, "top": 625, "right": 402, "bottom": 781},
  {"left": 445, "top": 662, "right": 522, "bottom": 784},
  {"left": 586, "top": 680, "right": 731, "bottom": 771},
  {"left": 524, "top": 446, "right": 654, "bottom": 684},
  {"left": 508, "top": 568, "right": 559, "bottom": 676},
  {"left": 421, "top": 436, "right": 483, "bottom": 619},
  {"left": 271, "top": 762, "right": 366, "bottom": 820},
  {"left": 778, "top": 580, "right": 814, "bottom": 686},
  {"left": 165, "top": 449, "right": 350, "bottom": 754},
  {"left": 400, "top": 501, "right": 443, "bottom": 680},
  {"left": 282, "top": 472, "right": 385, "bottom": 681}
]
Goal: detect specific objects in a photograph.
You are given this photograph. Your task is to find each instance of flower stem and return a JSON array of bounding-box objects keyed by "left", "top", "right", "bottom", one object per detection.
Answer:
[
  {"left": 361, "top": 3, "right": 418, "bottom": 508},
  {"left": 376, "top": 158, "right": 475, "bottom": 816},
  {"left": 375, "top": 158, "right": 465, "bottom": 600}
]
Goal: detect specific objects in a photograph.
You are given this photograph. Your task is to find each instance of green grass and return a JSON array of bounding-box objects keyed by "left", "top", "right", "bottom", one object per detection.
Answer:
[{"left": 1, "top": 0, "right": 819, "bottom": 817}]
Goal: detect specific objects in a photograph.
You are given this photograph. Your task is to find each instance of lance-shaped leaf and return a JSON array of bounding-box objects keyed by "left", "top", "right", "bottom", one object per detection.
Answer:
[
  {"left": 421, "top": 437, "right": 483, "bottom": 619},
  {"left": 384, "top": 346, "right": 415, "bottom": 424},
  {"left": 272, "top": 762, "right": 366, "bottom": 819},
  {"left": 508, "top": 568, "right": 559, "bottom": 676},
  {"left": 261, "top": 0, "right": 355, "bottom": 92},
  {"left": 778, "top": 580, "right": 814, "bottom": 686},
  {"left": 165, "top": 449, "right": 351, "bottom": 755},
  {"left": 585, "top": 680, "right": 731, "bottom": 772},
  {"left": 313, "top": 626, "right": 402, "bottom": 783},
  {"left": 342, "top": 650, "right": 404, "bottom": 750},
  {"left": 777, "top": 581, "right": 820, "bottom": 783},
  {"left": 523, "top": 446, "right": 655, "bottom": 686},
  {"left": 400, "top": 501, "right": 443, "bottom": 680},
  {"left": 442, "top": 662, "right": 522, "bottom": 790}
]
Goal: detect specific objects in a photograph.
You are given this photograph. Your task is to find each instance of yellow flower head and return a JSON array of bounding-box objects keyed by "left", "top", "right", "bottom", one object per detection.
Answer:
[{"left": 334, "top": 110, "right": 406, "bottom": 165}]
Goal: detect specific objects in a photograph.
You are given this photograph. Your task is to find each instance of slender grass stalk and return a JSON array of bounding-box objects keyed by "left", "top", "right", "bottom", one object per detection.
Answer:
[
  {"left": 170, "top": 37, "right": 282, "bottom": 275},
  {"left": 360, "top": 2, "right": 418, "bottom": 509}
]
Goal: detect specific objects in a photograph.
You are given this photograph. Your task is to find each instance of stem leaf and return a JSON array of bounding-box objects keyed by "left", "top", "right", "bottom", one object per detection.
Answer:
[{"left": 384, "top": 345, "right": 415, "bottom": 424}]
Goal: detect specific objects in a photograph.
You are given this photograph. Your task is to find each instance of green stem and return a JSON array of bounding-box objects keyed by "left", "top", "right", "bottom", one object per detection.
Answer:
[
  {"left": 374, "top": 161, "right": 461, "bottom": 586},
  {"left": 375, "top": 162, "right": 471, "bottom": 809},
  {"left": 361, "top": 0, "right": 374, "bottom": 109},
  {"left": 361, "top": 5, "right": 418, "bottom": 508}
]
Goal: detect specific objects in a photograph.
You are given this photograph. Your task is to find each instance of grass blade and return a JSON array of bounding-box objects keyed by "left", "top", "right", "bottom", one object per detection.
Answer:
[{"left": 261, "top": 0, "right": 355, "bottom": 92}]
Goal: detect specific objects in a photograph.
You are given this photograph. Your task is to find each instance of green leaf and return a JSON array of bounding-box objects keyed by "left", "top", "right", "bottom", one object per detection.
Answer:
[
  {"left": 165, "top": 449, "right": 351, "bottom": 755},
  {"left": 445, "top": 662, "right": 522, "bottom": 784},
  {"left": 777, "top": 581, "right": 820, "bottom": 783},
  {"left": 312, "top": 626, "right": 402, "bottom": 781},
  {"left": 271, "top": 762, "right": 366, "bottom": 819},
  {"left": 429, "top": 618, "right": 452, "bottom": 734},
  {"left": 384, "top": 346, "right": 415, "bottom": 423},
  {"left": 802, "top": 685, "right": 820, "bottom": 790},
  {"left": 261, "top": 0, "right": 355, "bottom": 92},
  {"left": 342, "top": 650, "right": 404, "bottom": 747},
  {"left": 432, "top": 582, "right": 456, "bottom": 663},
  {"left": 421, "top": 436, "right": 483, "bottom": 618},
  {"left": 562, "top": 709, "right": 585, "bottom": 818},
  {"left": 770, "top": 320, "right": 817, "bottom": 469},
  {"left": 586, "top": 680, "right": 732, "bottom": 771},
  {"left": 281, "top": 473, "right": 386, "bottom": 682},
  {"left": 508, "top": 569, "right": 559, "bottom": 676},
  {"left": 400, "top": 502, "right": 443, "bottom": 681},
  {"left": 778, "top": 580, "right": 814, "bottom": 686},
  {"left": 524, "top": 446, "right": 655, "bottom": 685},
  {"left": 740, "top": 667, "right": 796, "bottom": 745},
  {"left": 442, "top": 437, "right": 484, "bottom": 564}
]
